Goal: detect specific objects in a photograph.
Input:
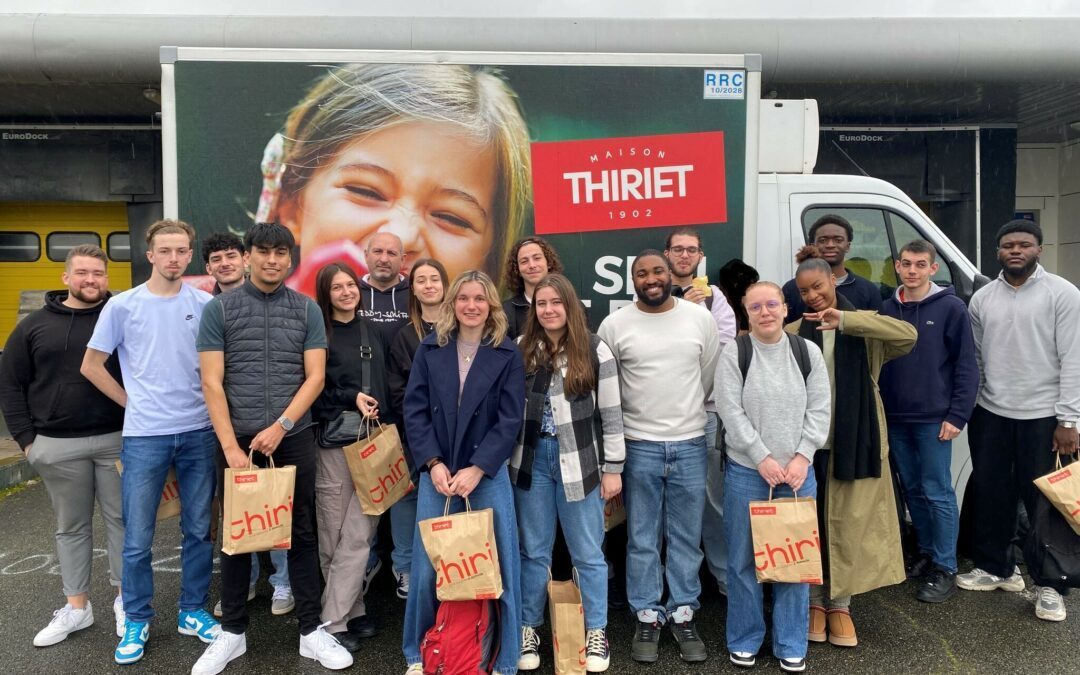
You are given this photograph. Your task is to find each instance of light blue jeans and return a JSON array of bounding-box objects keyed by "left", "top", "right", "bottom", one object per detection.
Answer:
[
  {"left": 120, "top": 428, "right": 216, "bottom": 623},
  {"left": 250, "top": 549, "right": 289, "bottom": 589},
  {"left": 724, "top": 461, "right": 817, "bottom": 659},
  {"left": 701, "top": 411, "right": 728, "bottom": 590},
  {"left": 390, "top": 488, "right": 418, "bottom": 575},
  {"left": 624, "top": 435, "right": 707, "bottom": 620},
  {"left": 403, "top": 468, "right": 522, "bottom": 674},
  {"left": 515, "top": 435, "right": 608, "bottom": 630}
]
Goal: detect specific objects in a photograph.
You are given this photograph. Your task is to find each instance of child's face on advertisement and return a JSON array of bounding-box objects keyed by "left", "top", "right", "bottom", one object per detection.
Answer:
[{"left": 280, "top": 120, "right": 499, "bottom": 283}]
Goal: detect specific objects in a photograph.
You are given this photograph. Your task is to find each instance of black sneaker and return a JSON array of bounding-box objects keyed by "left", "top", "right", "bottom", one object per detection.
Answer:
[
  {"left": 346, "top": 614, "right": 378, "bottom": 639},
  {"left": 608, "top": 577, "right": 628, "bottom": 610},
  {"left": 916, "top": 568, "right": 958, "bottom": 604},
  {"left": 670, "top": 619, "right": 707, "bottom": 662},
  {"left": 780, "top": 657, "right": 806, "bottom": 672},
  {"left": 729, "top": 651, "right": 756, "bottom": 668},
  {"left": 331, "top": 630, "right": 362, "bottom": 653},
  {"left": 631, "top": 620, "right": 662, "bottom": 663},
  {"left": 906, "top": 553, "right": 933, "bottom": 580}
]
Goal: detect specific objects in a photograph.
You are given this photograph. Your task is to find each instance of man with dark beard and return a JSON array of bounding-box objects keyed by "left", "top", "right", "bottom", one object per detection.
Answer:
[
  {"left": 598, "top": 250, "right": 720, "bottom": 664},
  {"left": 959, "top": 220, "right": 1080, "bottom": 623},
  {"left": 0, "top": 245, "right": 126, "bottom": 648}
]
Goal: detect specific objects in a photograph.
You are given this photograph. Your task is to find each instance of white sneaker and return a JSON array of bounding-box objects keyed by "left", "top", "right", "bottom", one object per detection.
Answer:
[
  {"left": 213, "top": 586, "right": 257, "bottom": 618},
  {"left": 191, "top": 630, "right": 247, "bottom": 675},
  {"left": 518, "top": 625, "right": 540, "bottom": 670},
  {"left": 1035, "top": 586, "right": 1067, "bottom": 622},
  {"left": 956, "top": 566, "right": 1025, "bottom": 592},
  {"left": 405, "top": 665, "right": 424, "bottom": 675},
  {"left": 299, "top": 623, "right": 354, "bottom": 670},
  {"left": 33, "top": 603, "right": 94, "bottom": 647},
  {"left": 113, "top": 595, "right": 126, "bottom": 638},
  {"left": 271, "top": 585, "right": 295, "bottom": 615}
]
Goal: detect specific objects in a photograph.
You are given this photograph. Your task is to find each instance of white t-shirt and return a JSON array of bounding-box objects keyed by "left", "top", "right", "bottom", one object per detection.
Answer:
[
  {"left": 87, "top": 282, "right": 213, "bottom": 436},
  {"left": 598, "top": 298, "right": 721, "bottom": 441}
]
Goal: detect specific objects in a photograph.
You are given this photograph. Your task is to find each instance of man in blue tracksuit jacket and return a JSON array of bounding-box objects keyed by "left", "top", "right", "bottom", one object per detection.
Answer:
[{"left": 879, "top": 239, "right": 978, "bottom": 604}]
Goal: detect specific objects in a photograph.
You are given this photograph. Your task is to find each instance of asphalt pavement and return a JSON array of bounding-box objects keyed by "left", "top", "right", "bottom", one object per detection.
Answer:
[{"left": 1, "top": 480, "right": 1078, "bottom": 674}]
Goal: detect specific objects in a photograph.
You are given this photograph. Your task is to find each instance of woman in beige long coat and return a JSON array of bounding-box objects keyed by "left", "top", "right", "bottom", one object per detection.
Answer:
[{"left": 787, "top": 245, "right": 917, "bottom": 649}]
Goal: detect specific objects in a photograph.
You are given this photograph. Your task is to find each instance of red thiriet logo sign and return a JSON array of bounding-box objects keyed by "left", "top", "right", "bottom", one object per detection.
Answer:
[{"left": 530, "top": 131, "right": 727, "bottom": 234}]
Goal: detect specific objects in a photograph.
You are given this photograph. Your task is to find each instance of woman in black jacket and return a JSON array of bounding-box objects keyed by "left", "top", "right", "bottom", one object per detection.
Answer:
[
  {"left": 385, "top": 258, "right": 447, "bottom": 600},
  {"left": 312, "top": 262, "right": 390, "bottom": 652}
]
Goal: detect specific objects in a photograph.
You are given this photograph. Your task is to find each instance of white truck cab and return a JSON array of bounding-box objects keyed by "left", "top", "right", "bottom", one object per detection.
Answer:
[{"left": 754, "top": 101, "right": 989, "bottom": 509}]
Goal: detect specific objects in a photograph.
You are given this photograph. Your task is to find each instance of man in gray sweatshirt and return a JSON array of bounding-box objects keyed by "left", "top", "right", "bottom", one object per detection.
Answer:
[{"left": 958, "top": 220, "right": 1080, "bottom": 623}]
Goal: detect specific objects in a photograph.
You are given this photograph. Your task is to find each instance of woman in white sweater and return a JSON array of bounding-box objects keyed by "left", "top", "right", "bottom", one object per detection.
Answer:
[{"left": 715, "top": 282, "right": 831, "bottom": 673}]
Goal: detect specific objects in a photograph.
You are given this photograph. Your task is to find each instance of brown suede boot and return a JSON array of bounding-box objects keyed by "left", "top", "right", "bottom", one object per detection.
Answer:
[{"left": 826, "top": 608, "right": 857, "bottom": 647}]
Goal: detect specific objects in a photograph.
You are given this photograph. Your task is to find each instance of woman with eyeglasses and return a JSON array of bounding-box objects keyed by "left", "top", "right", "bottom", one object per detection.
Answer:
[{"left": 715, "top": 281, "right": 831, "bottom": 673}]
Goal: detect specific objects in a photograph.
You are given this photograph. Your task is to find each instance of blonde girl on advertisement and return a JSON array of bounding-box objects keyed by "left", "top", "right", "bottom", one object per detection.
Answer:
[
  {"left": 401, "top": 270, "right": 525, "bottom": 675},
  {"left": 509, "top": 273, "right": 624, "bottom": 673},
  {"left": 255, "top": 63, "right": 532, "bottom": 296}
]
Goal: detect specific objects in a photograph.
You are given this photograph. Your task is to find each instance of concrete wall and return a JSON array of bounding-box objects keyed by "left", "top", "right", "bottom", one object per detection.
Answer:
[{"left": 1016, "top": 140, "right": 1080, "bottom": 283}]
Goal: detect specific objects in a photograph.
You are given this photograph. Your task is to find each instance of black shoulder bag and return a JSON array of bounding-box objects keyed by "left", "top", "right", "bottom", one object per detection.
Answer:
[{"left": 316, "top": 321, "right": 373, "bottom": 449}]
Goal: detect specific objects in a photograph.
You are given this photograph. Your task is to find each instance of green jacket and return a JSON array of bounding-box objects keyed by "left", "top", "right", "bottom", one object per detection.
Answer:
[{"left": 788, "top": 310, "right": 916, "bottom": 599}]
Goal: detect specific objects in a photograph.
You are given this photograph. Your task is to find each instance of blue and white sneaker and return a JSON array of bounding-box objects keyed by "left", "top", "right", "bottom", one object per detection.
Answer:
[
  {"left": 178, "top": 609, "right": 222, "bottom": 644},
  {"left": 115, "top": 620, "right": 149, "bottom": 664}
]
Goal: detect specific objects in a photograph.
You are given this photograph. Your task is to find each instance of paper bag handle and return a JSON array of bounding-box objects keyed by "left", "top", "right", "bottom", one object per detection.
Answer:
[
  {"left": 767, "top": 486, "right": 799, "bottom": 502},
  {"left": 357, "top": 415, "right": 386, "bottom": 443},
  {"left": 246, "top": 448, "right": 275, "bottom": 470},
  {"left": 441, "top": 495, "right": 473, "bottom": 517}
]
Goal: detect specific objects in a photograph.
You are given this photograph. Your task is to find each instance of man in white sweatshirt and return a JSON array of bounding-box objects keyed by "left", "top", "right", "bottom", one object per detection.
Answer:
[
  {"left": 598, "top": 250, "right": 720, "bottom": 665},
  {"left": 959, "top": 220, "right": 1080, "bottom": 623}
]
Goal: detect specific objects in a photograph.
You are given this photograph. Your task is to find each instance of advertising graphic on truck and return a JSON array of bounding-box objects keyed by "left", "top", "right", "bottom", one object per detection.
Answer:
[{"left": 165, "top": 50, "right": 759, "bottom": 324}]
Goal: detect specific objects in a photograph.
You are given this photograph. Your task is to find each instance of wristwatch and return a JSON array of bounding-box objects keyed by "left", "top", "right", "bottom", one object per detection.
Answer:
[
  {"left": 277, "top": 415, "right": 295, "bottom": 431},
  {"left": 1060, "top": 421, "right": 1077, "bottom": 429}
]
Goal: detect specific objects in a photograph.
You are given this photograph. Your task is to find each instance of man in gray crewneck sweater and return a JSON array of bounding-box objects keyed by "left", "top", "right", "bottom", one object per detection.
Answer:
[{"left": 958, "top": 220, "right": 1080, "bottom": 623}]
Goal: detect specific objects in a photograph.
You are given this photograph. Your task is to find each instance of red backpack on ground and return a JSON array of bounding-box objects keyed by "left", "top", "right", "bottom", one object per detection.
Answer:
[{"left": 421, "top": 599, "right": 500, "bottom": 675}]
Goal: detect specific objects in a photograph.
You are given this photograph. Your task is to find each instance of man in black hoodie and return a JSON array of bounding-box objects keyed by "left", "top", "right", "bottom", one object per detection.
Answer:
[
  {"left": 0, "top": 244, "right": 126, "bottom": 647},
  {"left": 357, "top": 232, "right": 410, "bottom": 347}
]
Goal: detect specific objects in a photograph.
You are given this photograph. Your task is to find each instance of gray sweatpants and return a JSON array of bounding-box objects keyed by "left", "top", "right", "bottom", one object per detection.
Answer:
[
  {"left": 28, "top": 432, "right": 124, "bottom": 597},
  {"left": 316, "top": 447, "right": 379, "bottom": 633}
]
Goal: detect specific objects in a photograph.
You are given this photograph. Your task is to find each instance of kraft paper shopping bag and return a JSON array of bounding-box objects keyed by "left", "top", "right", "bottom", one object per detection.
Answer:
[
  {"left": 343, "top": 420, "right": 413, "bottom": 515},
  {"left": 748, "top": 489, "right": 823, "bottom": 584},
  {"left": 548, "top": 575, "right": 587, "bottom": 675},
  {"left": 222, "top": 451, "right": 295, "bottom": 555},
  {"left": 1034, "top": 453, "right": 1080, "bottom": 537},
  {"left": 419, "top": 497, "right": 503, "bottom": 601}
]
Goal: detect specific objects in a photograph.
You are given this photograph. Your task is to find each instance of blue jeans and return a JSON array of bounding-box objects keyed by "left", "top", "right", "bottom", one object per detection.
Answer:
[
  {"left": 403, "top": 468, "right": 522, "bottom": 674},
  {"left": 515, "top": 436, "right": 608, "bottom": 630},
  {"left": 624, "top": 436, "right": 707, "bottom": 620},
  {"left": 888, "top": 422, "right": 959, "bottom": 573},
  {"left": 724, "top": 461, "right": 817, "bottom": 659},
  {"left": 120, "top": 428, "right": 217, "bottom": 623},
  {"left": 390, "top": 488, "right": 419, "bottom": 575},
  {"left": 250, "top": 549, "right": 290, "bottom": 588},
  {"left": 701, "top": 411, "right": 728, "bottom": 590}
]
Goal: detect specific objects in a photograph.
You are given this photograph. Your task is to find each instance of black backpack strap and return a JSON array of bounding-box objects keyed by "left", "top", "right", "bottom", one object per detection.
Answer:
[
  {"left": 786, "top": 332, "right": 812, "bottom": 384},
  {"left": 358, "top": 319, "right": 373, "bottom": 395},
  {"left": 705, "top": 293, "right": 714, "bottom": 311},
  {"left": 736, "top": 333, "right": 753, "bottom": 382}
]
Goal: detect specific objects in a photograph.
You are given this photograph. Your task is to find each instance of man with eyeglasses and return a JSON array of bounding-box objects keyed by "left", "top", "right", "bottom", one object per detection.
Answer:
[
  {"left": 663, "top": 228, "right": 736, "bottom": 597},
  {"left": 782, "top": 215, "right": 882, "bottom": 324}
]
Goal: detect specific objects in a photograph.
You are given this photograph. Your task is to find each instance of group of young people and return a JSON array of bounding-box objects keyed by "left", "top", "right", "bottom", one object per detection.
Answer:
[{"left": 1, "top": 212, "right": 1076, "bottom": 675}]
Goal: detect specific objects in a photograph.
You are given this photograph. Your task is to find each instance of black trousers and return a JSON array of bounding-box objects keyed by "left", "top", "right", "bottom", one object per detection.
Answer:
[
  {"left": 968, "top": 405, "right": 1066, "bottom": 592},
  {"left": 219, "top": 428, "right": 321, "bottom": 634}
]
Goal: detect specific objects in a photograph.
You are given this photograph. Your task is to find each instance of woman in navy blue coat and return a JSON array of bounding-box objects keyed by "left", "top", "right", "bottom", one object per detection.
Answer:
[{"left": 401, "top": 270, "right": 525, "bottom": 675}]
